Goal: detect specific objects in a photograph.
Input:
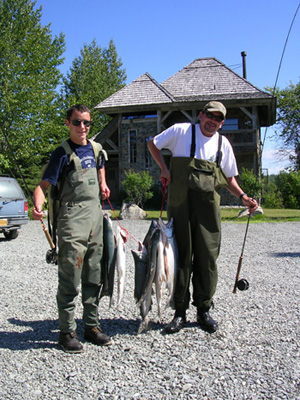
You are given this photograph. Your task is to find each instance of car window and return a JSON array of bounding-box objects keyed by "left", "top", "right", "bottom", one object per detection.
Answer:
[{"left": 0, "top": 180, "right": 23, "bottom": 199}]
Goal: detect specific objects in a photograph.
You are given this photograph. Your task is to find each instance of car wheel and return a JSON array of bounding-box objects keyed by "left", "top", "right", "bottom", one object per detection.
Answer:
[{"left": 4, "top": 230, "right": 19, "bottom": 240}]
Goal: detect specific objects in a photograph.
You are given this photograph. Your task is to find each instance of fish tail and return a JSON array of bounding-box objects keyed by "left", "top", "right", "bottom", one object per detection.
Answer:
[{"left": 137, "top": 317, "right": 151, "bottom": 334}]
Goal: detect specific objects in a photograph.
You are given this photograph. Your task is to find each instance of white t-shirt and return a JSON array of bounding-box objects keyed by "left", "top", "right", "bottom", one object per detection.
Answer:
[{"left": 153, "top": 123, "right": 238, "bottom": 178}]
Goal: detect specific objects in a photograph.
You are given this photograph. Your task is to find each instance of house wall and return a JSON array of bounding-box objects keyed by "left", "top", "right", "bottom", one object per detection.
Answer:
[{"left": 120, "top": 118, "right": 157, "bottom": 180}]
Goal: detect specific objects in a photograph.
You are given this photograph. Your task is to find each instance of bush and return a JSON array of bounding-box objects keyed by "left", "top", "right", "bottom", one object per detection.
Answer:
[
  {"left": 144, "top": 182, "right": 164, "bottom": 210},
  {"left": 262, "top": 181, "right": 283, "bottom": 209},
  {"left": 239, "top": 168, "right": 262, "bottom": 198},
  {"left": 275, "top": 171, "right": 300, "bottom": 209},
  {"left": 121, "top": 169, "right": 153, "bottom": 208}
]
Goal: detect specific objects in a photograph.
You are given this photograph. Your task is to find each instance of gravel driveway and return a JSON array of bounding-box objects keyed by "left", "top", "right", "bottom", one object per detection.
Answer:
[{"left": 0, "top": 219, "right": 299, "bottom": 400}]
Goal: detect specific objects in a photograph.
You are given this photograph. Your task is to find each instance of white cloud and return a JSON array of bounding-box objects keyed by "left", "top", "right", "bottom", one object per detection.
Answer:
[{"left": 262, "top": 148, "right": 294, "bottom": 175}]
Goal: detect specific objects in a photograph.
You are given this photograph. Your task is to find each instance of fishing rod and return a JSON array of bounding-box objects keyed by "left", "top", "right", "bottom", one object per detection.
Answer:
[
  {"left": 261, "top": 3, "right": 300, "bottom": 153},
  {"left": 0, "top": 124, "right": 56, "bottom": 256},
  {"left": 233, "top": 212, "right": 251, "bottom": 294}
]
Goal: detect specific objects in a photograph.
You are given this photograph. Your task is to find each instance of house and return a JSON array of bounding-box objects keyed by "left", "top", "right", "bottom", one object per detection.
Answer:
[{"left": 94, "top": 57, "right": 276, "bottom": 204}]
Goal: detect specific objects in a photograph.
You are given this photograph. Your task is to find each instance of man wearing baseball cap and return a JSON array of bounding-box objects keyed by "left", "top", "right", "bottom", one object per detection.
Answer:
[{"left": 148, "top": 101, "right": 257, "bottom": 335}]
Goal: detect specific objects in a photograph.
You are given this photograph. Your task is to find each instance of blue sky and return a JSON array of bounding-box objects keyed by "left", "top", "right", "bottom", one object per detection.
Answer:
[{"left": 35, "top": 0, "right": 300, "bottom": 174}]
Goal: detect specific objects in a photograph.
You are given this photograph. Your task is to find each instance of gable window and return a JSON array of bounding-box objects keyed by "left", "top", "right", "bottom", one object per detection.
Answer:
[
  {"left": 221, "top": 118, "right": 239, "bottom": 131},
  {"left": 145, "top": 137, "right": 152, "bottom": 169},
  {"left": 129, "top": 129, "right": 137, "bottom": 163}
]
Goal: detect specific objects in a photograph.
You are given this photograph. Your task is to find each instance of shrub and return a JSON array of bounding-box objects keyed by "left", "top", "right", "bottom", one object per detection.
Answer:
[
  {"left": 121, "top": 170, "right": 153, "bottom": 208},
  {"left": 275, "top": 171, "right": 300, "bottom": 209},
  {"left": 239, "top": 168, "right": 262, "bottom": 198},
  {"left": 262, "top": 181, "right": 283, "bottom": 208}
]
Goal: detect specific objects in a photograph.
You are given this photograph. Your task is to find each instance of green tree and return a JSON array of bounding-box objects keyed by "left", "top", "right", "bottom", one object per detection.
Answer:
[
  {"left": 266, "top": 82, "right": 300, "bottom": 170},
  {"left": 239, "top": 168, "right": 262, "bottom": 198},
  {"left": 275, "top": 171, "right": 300, "bottom": 209},
  {"left": 62, "top": 39, "right": 126, "bottom": 136},
  {"left": 262, "top": 180, "right": 283, "bottom": 209},
  {"left": 122, "top": 170, "right": 153, "bottom": 208},
  {"left": 0, "top": 0, "right": 66, "bottom": 193}
]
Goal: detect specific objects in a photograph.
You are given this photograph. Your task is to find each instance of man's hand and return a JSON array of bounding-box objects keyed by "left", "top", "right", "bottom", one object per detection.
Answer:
[
  {"left": 100, "top": 183, "right": 110, "bottom": 200},
  {"left": 242, "top": 195, "right": 258, "bottom": 213},
  {"left": 32, "top": 206, "right": 44, "bottom": 220}
]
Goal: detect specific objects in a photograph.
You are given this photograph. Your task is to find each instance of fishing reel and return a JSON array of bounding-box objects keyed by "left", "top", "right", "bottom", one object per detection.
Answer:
[
  {"left": 236, "top": 278, "right": 249, "bottom": 291},
  {"left": 46, "top": 249, "right": 58, "bottom": 265}
]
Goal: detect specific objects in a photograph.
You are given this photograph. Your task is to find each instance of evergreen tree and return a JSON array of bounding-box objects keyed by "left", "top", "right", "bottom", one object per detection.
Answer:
[
  {"left": 267, "top": 82, "right": 300, "bottom": 170},
  {"left": 62, "top": 39, "right": 126, "bottom": 136},
  {"left": 0, "top": 0, "right": 66, "bottom": 191}
]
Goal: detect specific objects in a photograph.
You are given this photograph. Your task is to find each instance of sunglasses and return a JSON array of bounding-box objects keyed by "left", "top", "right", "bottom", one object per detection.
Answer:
[
  {"left": 71, "top": 119, "right": 92, "bottom": 127},
  {"left": 204, "top": 111, "right": 224, "bottom": 123}
]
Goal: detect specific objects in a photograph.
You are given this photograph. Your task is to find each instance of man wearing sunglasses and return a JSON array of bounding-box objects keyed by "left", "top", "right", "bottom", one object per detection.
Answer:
[
  {"left": 148, "top": 101, "right": 257, "bottom": 335},
  {"left": 33, "top": 104, "right": 112, "bottom": 353}
]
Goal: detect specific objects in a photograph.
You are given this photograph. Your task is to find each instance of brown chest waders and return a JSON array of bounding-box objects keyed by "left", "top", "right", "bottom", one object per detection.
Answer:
[
  {"left": 167, "top": 125, "right": 228, "bottom": 312},
  {"left": 56, "top": 152, "right": 104, "bottom": 333}
]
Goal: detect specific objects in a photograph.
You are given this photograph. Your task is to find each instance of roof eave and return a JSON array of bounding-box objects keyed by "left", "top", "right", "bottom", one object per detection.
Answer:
[{"left": 95, "top": 96, "right": 276, "bottom": 126}]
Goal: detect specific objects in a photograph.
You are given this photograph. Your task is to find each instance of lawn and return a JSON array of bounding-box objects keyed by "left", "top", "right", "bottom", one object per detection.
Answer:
[
  {"left": 110, "top": 208, "right": 300, "bottom": 223},
  {"left": 221, "top": 208, "right": 300, "bottom": 222}
]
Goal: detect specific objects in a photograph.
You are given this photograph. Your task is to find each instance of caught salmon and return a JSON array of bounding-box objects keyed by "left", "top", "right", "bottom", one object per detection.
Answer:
[
  {"left": 154, "top": 233, "right": 165, "bottom": 320},
  {"left": 100, "top": 212, "right": 116, "bottom": 307},
  {"left": 136, "top": 227, "right": 160, "bottom": 333},
  {"left": 115, "top": 225, "right": 127, "bottom": 306},
  {"left": 131, "top": 241, "right": 151, "bottom": 333},
  {"left": 132, "top": 218, "right": 178, "bottom": 333},
  {"left": 142, "top": 219, "right": 158, "bottom": 246},
  {"left": 132, "top": 241, "right": 148, "bottom": 303},
  {"left": 158, "top": 217, "right": 178, "bottom": 310}
]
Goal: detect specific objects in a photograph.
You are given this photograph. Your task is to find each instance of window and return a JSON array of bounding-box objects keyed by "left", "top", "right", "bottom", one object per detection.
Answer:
[
  {"left": 221, "top": 118, "right": 239, "bottom": 131},
  {"left": 145, "top": 137, "right": 152, "bottom": 169},
  {"left": 129, "top": 129, "right": 137, "bottom": 163}
]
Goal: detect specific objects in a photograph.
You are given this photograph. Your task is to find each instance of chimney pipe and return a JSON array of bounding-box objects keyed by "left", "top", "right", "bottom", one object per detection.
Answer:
[{"left": 241, "top": 51, "right": 247, "bottom": 79}]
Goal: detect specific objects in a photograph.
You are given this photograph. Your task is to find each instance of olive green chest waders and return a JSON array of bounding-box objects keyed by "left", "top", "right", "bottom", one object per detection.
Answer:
[
  {"left": 56, "top": 145, "right": 104, "bottom": 333},
  {"left": 167, "top": 126, "right": 228, "bottom": 312}
]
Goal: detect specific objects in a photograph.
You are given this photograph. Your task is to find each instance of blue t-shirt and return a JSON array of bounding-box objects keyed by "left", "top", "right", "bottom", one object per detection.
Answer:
[{"left": 42, "top": 139, "right": 104, "bottom": 186}]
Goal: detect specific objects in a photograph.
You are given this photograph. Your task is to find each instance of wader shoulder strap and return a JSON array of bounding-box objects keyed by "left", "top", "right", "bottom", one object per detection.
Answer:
[
  {"left": 49, "top": 141, "right": 76, "bottom": 249},
  {"left": 190, "top": 124, "right": 196, "bottom": 157},
  {"left": 190, "top": 125, "right": 223, "bottom": 166},
  {"left": 89, "top": 140, "right": 108, "bottom": 170},
  {"left": 60, "top": 141, "right": 82, "bottom": 171},
  {"left": 215, "top": 134, "right": 223, "bottom": 167}
]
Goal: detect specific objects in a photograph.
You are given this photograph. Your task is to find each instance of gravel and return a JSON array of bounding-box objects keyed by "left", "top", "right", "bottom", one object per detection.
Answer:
[{"left": 0, "top": 219, "right": 299, "bottom": 400}]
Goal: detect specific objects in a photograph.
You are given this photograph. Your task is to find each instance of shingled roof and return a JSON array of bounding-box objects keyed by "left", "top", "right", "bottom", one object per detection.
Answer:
[
  {"left": 162, "top": 58, "right": 272, "bottom": 101},
  {"left": 95, "top": 73, "right": 174, "bottom": 112},
  {"left": 95, "top": 57, "right": 276, "bottom": 124}
]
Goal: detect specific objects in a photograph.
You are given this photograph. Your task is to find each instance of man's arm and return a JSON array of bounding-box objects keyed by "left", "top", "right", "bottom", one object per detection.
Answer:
[
  {"left": 227, "top": 176, "right": 258, "bottom": 213},
  {"left": 32, "top": 180, "right": 51, "bottom": 220},
  {"left": 148, "top": 138, "right": 171, "bottom": 186},
  {"left": 99, "top": 167, "right": 110, "bottom": 200}
]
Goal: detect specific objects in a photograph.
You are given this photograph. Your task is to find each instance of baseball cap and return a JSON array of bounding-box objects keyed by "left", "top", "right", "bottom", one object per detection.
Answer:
[{"left": 203, "top": 101, "right": 227, "bottom": 120}]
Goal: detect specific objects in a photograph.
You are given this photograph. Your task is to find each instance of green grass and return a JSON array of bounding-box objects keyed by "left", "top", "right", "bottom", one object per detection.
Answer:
[
  {"left": 221, "top": 208, "right": 300, "bottom": 222},
  {"left": 110, "top": 208, "right": 300, "bottom": 222}
]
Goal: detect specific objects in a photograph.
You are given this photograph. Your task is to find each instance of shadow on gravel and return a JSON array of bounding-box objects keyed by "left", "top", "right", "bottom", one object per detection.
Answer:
[
  {"left": 271, "top": 252, "right": 300, "bottom": 258},
  {"left": 101, "top": 317, "right": 164, "bottom": 336},
  {"left": 0, "top": 317, "right": 166, "bottom": 350},
  {"left": 0, "top": 318, "right": 59, "bottom": 350}
]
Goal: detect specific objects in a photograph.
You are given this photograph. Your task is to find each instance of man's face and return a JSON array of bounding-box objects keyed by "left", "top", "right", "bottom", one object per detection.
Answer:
[
  {"left": 199, "top": 111, "right": 225, "bottom": 137},
  {"left": 65, "top": 110, "right": 92, "bottom": 145}
]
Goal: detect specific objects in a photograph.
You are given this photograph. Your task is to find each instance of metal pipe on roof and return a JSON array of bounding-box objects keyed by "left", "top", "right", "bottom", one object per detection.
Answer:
[{"left": 241, "top": 51, "right": 247, "bottom": 79}]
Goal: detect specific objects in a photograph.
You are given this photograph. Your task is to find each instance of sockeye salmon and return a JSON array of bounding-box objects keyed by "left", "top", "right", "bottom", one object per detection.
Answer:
[
  {"left": 100, "top": 212, "right": 116, "bottom": 307},
  {"left": 155, "top": 233, "right": 165, "bottom": 320},
  {"left": 131, "top": 241, "right": 150, "bottom": 333},
  {"left": 132, "top": 241, "right": 148, "bottom": 303},
  {"left": 142, "top": 219, "right": 158, "bottom": 246},
  {"left": 136, "top": 227, "right": 160, "bottom": 333},
  {"left": 158, "top": 217, "right": 178, "bottom": 310},
  {"left": 115, "top": 224, "right": 127, "bottom": 306}
]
